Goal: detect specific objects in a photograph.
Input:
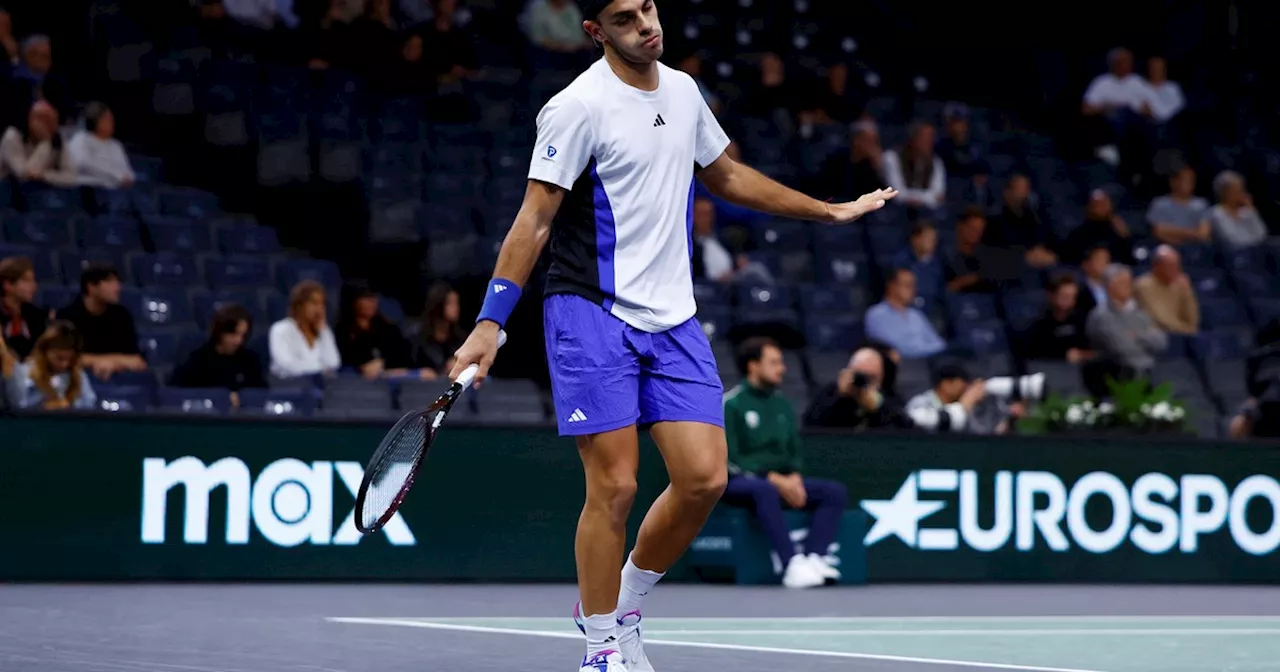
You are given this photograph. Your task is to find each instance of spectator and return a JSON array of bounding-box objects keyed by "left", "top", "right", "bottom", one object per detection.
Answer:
[
  {"left": 0, "top": 256, "right": 47, "bottom": 360},
  {"left": 1081, "top": 47, "right": 1153, "bottom": 170},
  {"left": 1143, "top": 56, "right": 1184, "bottom": 125},
  {"left": 804, "top": 347, "right": 908, "bottom": 430},
  {"left": 1026, "top": 274, "right": 1094, "bottom": 363},
  {"left": 9, "top": 34, "right": 72, "bottom": 121},
  {"left": 1134, "top": 245, "right": 1199, "bottom": 335},
  {"left": 935, "top": 102, "right": 988, "bottom": 183},
  {"left": 1063, "top": 189, "right": 1134, "bottom": 265},
  {"left": 4, "top": 320, "right": 96, "bottom": 411},
  {"left": 945, "top": 206, "right": 997, "bottom": 294},
  {"left": 222, "top": 0, "right": 297, "bottom": 30},
  {"left": 66, "top": 102, "right": 135, "bottom": 189},
  {"left": 56, "top": 265, "right": 146, "bottom": 380},
  {"left": 336, "top": 284, "right": 416, "bottom": 379},
  {"left": 418, "top": 0, "right": 479, "bottom": 122},
  {"left": 740, "top": 52, "right": 800, "bottom": 124},
  {"left": 298, "top": 0, "right": 352, "bottom": 70},
  {"left": 170, "top": 305, "right": 267, "bottom": 403},
  {"left": 524, "top": 0, "right": 591, "bottom": 66},
  {"left": 1075, "top": 245, "right": 1112, "bottom": 317},
  {"left": 0, "top": 7, "right": 18, "bottom": 67},
  {"left": 984, "top": 174, "right": 1057, "bottom": 269},
  {"left": 413, "top": 280, "right": 465, "bottom": 378},
  {"left": 722, "top": 337, "right": 847, "bottom": 589},
  {"left": 0, "top": 327, "right": 14, "bottom": 407},
  {"left": 813, "top": 119, "right": 886, "bottom": 202},
  {"left": 675, "top": 51, "right": 720, "bottom": 114},
  {"left": 691, "top": 197, "right": 774, "bottom": 285},
  {"left": 0, "top": 100, "right": 77, "bottom": 186},
  {"left": 1147, "top": 166, "right": 1210, "bottom": 246},
  {"left": 882, "top": 119, "right": 946, "bottom": 215},
  {"left": 905, "top": 363, "right": 1018, "bottom": 435},
  {"left": 1208, "top": 170, "right": 1269, "bottom": 249},
  {"left": 891, "top": 220, "right": 943, "bottom": 300},
  {"left": 864, "top": 268, "right": 946, "bottom": 360},
  {"left": 269, "top": 280, "right": 341, "bottom": 379},
  {"left": 798, "top": 61, "right": 863, "bottom": 128},
  {"left": 349, "top": 0, "right": 403, "bottom": 78},
  {"left": 1086, "top": 263, "right": 1168, "bottom": 378}
]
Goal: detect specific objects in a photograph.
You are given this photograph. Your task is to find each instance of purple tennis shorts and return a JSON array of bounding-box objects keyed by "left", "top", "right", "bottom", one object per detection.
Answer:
[{"left": 543, "top": 293, "right": 724, "bottom": 436}]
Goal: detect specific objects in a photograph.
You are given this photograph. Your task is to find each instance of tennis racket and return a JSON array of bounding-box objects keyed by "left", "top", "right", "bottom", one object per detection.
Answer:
[{"left": 353, "top": 329, "right": 507, "bottom": 535}]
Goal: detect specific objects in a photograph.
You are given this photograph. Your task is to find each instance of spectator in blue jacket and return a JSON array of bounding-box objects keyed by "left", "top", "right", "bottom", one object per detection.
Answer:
[
  {"left": 864, "top": 268, "right": 947, "bottom": 359},
  {"left": 6, "top": 320, "right": 96, "bottom": 411},
  {"left": 891, "top": 221, "right": 942, "bottom": 301}
]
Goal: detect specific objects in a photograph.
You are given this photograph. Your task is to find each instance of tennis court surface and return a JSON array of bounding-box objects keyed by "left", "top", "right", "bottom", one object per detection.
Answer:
[{"left": 3, "top": 584, "right": 1279, "bottom": 672}]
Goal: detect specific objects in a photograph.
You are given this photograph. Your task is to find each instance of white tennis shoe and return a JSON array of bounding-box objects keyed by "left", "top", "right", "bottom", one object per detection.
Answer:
[
  {"left": 781, "top": 554, "right": 825, "bottom": 589},
  {"left": 806, "top": 553, "right": 842, "bottom": 582},
  {"left": 579, "top": 650, "right": 627, "bottom": 672},
  {"left": 574, "top": 602, "right": 655, "bottom": 672}
]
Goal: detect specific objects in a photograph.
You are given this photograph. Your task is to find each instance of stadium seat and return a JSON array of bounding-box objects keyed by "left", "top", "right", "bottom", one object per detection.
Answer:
[
  {"left": 696, "top": 304, "right": 733, "bottom": 342},
  {"left": 814, "top": 249, "right": 872, "bottom": 285},
  {"left": 802, "top": 313, "right": 860, "bottom": 352},
  {"left": 1187, "top": 268, "right": 1233, "bottom": 298},
  {"left": 397, "top": 378, "right": 453, "bottom": 412},
  {"left": 1199, "top": 297, "right": 1249, "bottom": 328},
  {"left": 1205, "top": 359, "right": 1248, "bottom": 397},
  {"left": 798, "top": 284, "right": 857, "bottom": 316},
  {"left": 945, "top": 293, "right": 999, "bottom": 324},
  {"left": 955, "top": 322, "right": 1009, "bottom": 355},
  {"left": 472, "top": 378, "right": 548, "bottom": 425},
  {"left": 23, "top": 186, "right": 82, "bottom": 213},
  {"left": 1001, "top": 289, "right": 1045, "bottom": 333},
  {"left": 131, "top": 252, "right": 202, "bottom": 287},
  {"left": 38, "top": 285, "right": 80, "bottom": 312},
  {"left": 1230, "top": 268, "right": 1275, "bottom": 297},
  {"left": 238, "top": 388, "right": 319, "bottom": 417},
  {"left": 276, "top": 258, "right": 341, "bottom": 294},
  {"left": 94, "top": 384, "right": 152, "bottom": 413},
  {"left": 0, "top": 244, "right": 56, "bottom": 281},
  {"left": 693, "top": 280, "right": 730, "bottom": 307},
  {"left": 88, "top": 369, "right": 156, "bottom": 391},
  {"left": 1159, "top": 333, "right": 1195, "bottom": 360},
  {"left": 82, "top": 216, "right": 143, "bottom": 250},
  {"left": 158, "top": 386, "right": 232, "bottom": 414},
  {"left": 734, "top": 284, "right": 798, "bottom": 328},
  {"left": 207, "top": 256, "right": 273, "bottom": 290},
  {"left": 1150, "top": 359, "right": 1208, "bottom": 399},
  {"left": 136, "top": 329, "right": 181, "bottom": 365},
  {"left": 1028, "top": 359, "right": 1087, "bottom": 397},
  {"left": 751, "top": 218, "right": 810, "bottom": 253},
  {"left": 1191, "top": 328, "right": 1251, "bottom": 362},
  {"left": 192, "top": 290, "right": 259, "bottom": 329},
  {"left": 218, "top": 225, "right": 281, "bottom": 255},
  {"left": 810, "top": 224, "right": 864, "bottom": 254},
  {"left": 4, "top": 213, "right": 75, "bottom": 247},
  {"left": 1248, "top": 297, "right": 1280, "bottom": 326},
  {"left": 148, "top": 218, "right": 213, "bottom": 253},
  {"left": 133, "top": 288, "right": 193, "bottom": 327},
  {"left": 865, "top": 223, "right": 909, "bottom": 257},
  {"left": 806, "top": 350, "right": 850, "bottom": 387}
]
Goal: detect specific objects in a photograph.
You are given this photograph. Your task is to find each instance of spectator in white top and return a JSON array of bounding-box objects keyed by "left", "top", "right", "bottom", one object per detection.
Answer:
[
  {"left": 1208, "top": 171, "right": 1269, "bottom": 249},
  {"left": 222, "top": 0, "right": 298, "bottom": 30},
  {"left": 67, "top": 102, "right": 135, "bottom": 189},
  {"left": 882, "top": 120, "right": 946, "bottom": 215},
  {"left": 1082, "top": 47, "right": 1151, "bottom": 118},
  {"left": 1143, "top": 56, "right": 1184, "bottom": 124},
  {"left": 269, "top": 280, "right": 341, "bottom": 379},
  {"left": 524, "top": 0, "right": 589, "bottom": 54},
  {"left": 5, "top": 320, "right": 97, "bottom": 411},
  {"left": 1146, "top": 165, "right": 1210, "bottom": 246},
  {"left": 0, "top": 100, "right": 77, "bottom": 186}
]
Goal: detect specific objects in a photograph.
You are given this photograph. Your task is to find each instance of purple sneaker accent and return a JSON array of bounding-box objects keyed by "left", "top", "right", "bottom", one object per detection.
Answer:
[
  {"left": 572, "top": 601, "right": 586, "bottom": 634},
  {"left": 581, "top": 650, "right": 621, "bottom": 671},
  {"left": 616, "top": 610, "right": 642, "bottom": 627}
]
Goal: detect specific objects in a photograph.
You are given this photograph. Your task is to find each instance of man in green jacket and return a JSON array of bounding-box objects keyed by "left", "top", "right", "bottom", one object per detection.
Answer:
[{"left": 722, "top": 337, "right": 848, "bottom": 589}]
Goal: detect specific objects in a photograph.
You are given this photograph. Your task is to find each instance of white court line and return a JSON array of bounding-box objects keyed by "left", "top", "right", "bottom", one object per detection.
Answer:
[
  {"left": 637, "top": 628, "right": 1280, "bottom": 636},
  {"left": 324, "top": 617, "right": 1105, "bottom": 672},
  {"left": 352, "top": 614, "right": 1280, "bottom": 623}
]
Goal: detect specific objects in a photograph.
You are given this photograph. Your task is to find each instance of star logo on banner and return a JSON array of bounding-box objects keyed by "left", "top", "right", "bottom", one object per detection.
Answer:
[{"left": 860, "top": 473, "right": 945, "bottom": 547}]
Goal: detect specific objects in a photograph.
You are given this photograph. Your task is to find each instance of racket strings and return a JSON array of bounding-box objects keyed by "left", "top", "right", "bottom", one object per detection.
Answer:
[{"left": 359, "top": 413, "right": 433, "bottom": 528}]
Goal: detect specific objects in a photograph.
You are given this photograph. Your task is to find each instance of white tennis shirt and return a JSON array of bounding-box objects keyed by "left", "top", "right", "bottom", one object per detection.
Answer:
[{"left": 528, "top": 58, "right": 731, "bottom": 333}]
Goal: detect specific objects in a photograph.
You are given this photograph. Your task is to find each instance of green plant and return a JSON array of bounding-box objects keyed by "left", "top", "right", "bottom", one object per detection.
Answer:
[{"left": 1017, "top": 376, "right": 1193, "bottom": 435}]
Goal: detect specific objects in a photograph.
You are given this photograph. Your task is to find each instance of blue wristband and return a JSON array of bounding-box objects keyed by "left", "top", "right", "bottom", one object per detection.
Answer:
[{"left": 476, "top": 278, "right": 522, "bottom": 328}]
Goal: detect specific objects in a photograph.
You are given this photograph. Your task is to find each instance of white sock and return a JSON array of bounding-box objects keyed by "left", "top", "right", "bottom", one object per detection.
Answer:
[
  {"left": 616, "top": 553, "right": 665, "bottom": 618},
  {"left": 582, "top": 611, "right": 618, "bottom": 657}
]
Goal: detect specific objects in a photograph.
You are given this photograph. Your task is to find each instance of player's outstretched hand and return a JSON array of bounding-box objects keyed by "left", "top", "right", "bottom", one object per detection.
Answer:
[
  {"left": 824, "top": 187, "right": 899, "bottom": 224},
  {"left": 449, "top": 320, "right": 502, "bottom": 388}
]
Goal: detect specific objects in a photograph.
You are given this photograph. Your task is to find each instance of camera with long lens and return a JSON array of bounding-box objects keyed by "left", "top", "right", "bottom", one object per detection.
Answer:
[{"left": 984, "top": 373, "right": 1047, "bottom": 401}]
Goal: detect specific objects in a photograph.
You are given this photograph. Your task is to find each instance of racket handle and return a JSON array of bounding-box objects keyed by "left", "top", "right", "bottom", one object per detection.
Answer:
[{"left": 453, "top": 329, "right": 507, "bottom": 390}]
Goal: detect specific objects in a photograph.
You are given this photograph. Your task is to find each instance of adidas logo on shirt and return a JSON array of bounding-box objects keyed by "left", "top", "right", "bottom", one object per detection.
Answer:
[
  {"left": 653, "top": 114, "right": 666, "bottom": 127},
  {"left": 567, "top": 408, "right": 588, "bottom": 423}
]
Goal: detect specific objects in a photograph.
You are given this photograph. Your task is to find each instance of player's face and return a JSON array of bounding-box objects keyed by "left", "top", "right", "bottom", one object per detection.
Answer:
[{"left": 592, "top": 0, "right": 663, "bottom": 64}]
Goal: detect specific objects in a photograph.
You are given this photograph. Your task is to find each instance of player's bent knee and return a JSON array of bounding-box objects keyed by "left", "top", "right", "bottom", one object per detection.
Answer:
[{"left": 585, "top": 470, "right": 639, "bottom": 523}]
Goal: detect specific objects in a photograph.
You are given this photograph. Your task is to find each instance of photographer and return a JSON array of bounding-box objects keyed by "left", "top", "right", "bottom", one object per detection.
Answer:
[
  {"left": 805, "top": 347, "right": 909, "bottom": 430},
  {"left": 1230, "top": 318, "right": 1280, "bottom": 439},
  {"left": 905, "top": 364, "right": 1037, "bottom": 435}
]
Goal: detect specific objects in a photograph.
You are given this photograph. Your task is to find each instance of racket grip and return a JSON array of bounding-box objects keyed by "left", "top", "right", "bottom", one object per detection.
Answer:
[{"left": 453, "top": 329, "right": 507, "bottom": 390}]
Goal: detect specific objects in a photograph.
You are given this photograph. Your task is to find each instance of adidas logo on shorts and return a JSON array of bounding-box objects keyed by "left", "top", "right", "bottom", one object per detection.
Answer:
[{"left": 567, "top": 408, "right": 588, "bottom": 423}]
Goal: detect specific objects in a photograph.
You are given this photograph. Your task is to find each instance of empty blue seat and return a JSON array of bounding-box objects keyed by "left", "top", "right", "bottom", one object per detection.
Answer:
[
  {"left": 803, "top": 313, "right": 861, "bottom": 352},
  {"left": 734, "top": 284, "right": 798, "bottom": 328},
  {"left": 158, "top": 386, "right": 232, "bottom": 414},
  {"left": 95, "top": 384, "right": 152, "bottom": 412},
  {"left": 24, "top": 186, "right": 82, "bottom": 213},
  {"left": 276, "top": 258, "right": 341, "bottom": 293},
  {"left": 946, "top": 293, "right": 999, "bottom": 323},
  {"left": 130, "top": 155, "right": 164, "bottom": 183},
  {"left": 57, "top": 249, "right": 128, "bottom": 285},
  {"left": 1159, "top": 333, "right": 1195, "bottom": 360},
  {"left": 866, "top": 224, "right": 909, "bottom": 257},
  {"left": 133, "top": 288, "right": 193, "bottom": 327},
  {"left": 88, "top": 369, "right": 156, "bottom": 390},
  {"left": 158, "top": 188, "right": 220, "bottom": 220},
  {"left": 218, "top": 225, "right": 281, "bottom": 255},
  {"left": 1250, "top": 297, "right": 1280, "bottom": 326},
  {"left": 696, "top": 304, "right": 732, "bottom": 342},
  {"left": 811, "top": 225, "right": 864, "bottom": 254},
  {"left": 39, "top": 285, "right": 81, "bottom": 312},
  {"left": 131, "top": 252, "right": 201, "bottom": 287},
  {"left": 957, "top": 322, "right": 1009, "bottom": 355},
  {"left": 693, "top": 280, "right": 730, "bottom": 307},
  {"left": 207, "top": 256, "right": 273, "bottom": 290},
  {"left": 1187, "top": 268, "right": 1233, "bottom": 298},
  {"left": 814, "top": 249, "right": 872, "bottom": 285},
  {"left": 1199, "top": 297, "right": 1248, "bottom": 328},
  {"left": 148, "top": 218, "right": 212, "bottom": 253},
  {"left": 238, "top": 388, "right": 318, "bottom": 417},
  {"left": 136, "top": 329, "right": 181, "bottom": 365},
  {"left": 1223, "top": 246, "right": 1273, "bottom": 276},
  {"left": 1002, "top": 290, "right": 1046, "bottom": 333},
  {"left": 1178, "top": 243, "right": 1216, "bottom": 269},
  {"left": 752, "top": 219, "right": 810, "bottom": 253},
  {"left": 798, "top": 284, "right": 856, "bottom": 315},
  {"left": 1192, "top": 329, "right": 1250, "bottom": 362},
  {"left": 0, "top": 244, "right": 55, "bottom": 280},
  {"left": 4, "top": 213, "right": 74, "bottom": 247},
  {"left": 82, "top": 216, "right": 143, "bottom": 249},
  {"left": 378, "top": 296, "right": 406, "bottom": 324},
  {"left": 422, "top": 208, "right": 474, "bottom": 234}
]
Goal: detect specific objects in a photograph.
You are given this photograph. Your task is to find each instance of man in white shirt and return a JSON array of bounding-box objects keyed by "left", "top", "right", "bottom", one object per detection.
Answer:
[
  {"left": 1143, "top": 56, "right": 1184, "bottom": 124},
  {"left": 1082, "top": 47, "right": 1155, "bottom": 171},
  {"left": 447, "top": 2, "right": 896, "bottom": 670}
]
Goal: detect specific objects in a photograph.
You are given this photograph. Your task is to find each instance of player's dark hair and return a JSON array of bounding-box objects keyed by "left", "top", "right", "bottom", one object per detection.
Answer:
[
  {"left": 79, "top": 264, "right": 119, "bottom": 295},
  {"left": 209, "top": 304, "right": 252, "bottom": 342},
  {"left": 736, "top": 336, "right": 779, "bottom": 376}
]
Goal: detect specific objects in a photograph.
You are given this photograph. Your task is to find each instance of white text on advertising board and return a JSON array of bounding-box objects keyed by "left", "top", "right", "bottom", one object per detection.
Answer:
[
  {"left": 860, "top": 470, "right": 1280, "bottom": 555},
  {"left": 140, "top": 457, "right": 416, "bottom": 547}
]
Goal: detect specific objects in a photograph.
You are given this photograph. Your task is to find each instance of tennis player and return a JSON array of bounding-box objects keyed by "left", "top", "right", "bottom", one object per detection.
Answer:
[{"left": 449, "top": 1, "right": 897, "bottom": 670}]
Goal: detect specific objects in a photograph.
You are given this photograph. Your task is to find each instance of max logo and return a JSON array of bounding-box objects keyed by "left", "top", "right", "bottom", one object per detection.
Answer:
[{"left": 547, "top": 146, "right": 558, "bottom": 158}]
